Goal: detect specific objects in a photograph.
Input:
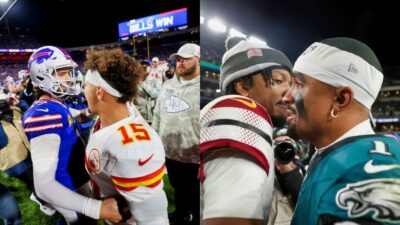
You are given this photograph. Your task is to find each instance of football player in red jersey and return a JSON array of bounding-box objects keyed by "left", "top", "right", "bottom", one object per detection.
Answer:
[{"left": 200, "top": 37, "right": 294, "bottom": 225}]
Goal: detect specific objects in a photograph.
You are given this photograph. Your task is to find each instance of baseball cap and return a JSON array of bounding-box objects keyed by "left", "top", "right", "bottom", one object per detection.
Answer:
[
  {"left": 170, "top": 43, "right": 200, "bottom": 60},
  {"left": 140, "top": 60, "right": 151, "bottom": 66},
  {"left": 152, "top": 57, "right": 159, "bottom": 62}
]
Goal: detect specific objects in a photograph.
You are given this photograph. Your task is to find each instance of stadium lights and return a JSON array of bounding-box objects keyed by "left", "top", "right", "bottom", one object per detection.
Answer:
[
  {"left": 200, "top": 16, "right": 204, "bottom": 24},
  {"left": 208, "top": 18, "right": 227, "bottom": 33},
  {"left": 0, "top": 0, "right": 9, "bottom": 3},
  {"left": 229, "top": 28, "right": 246, "bottom": 38},
  {"left": 249, "top": 36, "right": 267, "bottom": 45}
]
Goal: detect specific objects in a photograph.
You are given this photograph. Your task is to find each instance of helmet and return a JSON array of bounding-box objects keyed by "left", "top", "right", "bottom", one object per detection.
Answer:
[{"left": 28, "top": 46, "right": 80, "bottom": 97}]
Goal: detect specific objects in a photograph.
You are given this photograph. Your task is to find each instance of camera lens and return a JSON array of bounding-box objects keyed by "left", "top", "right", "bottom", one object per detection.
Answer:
[{"left": 274, "top": 141, "right": 296, "bottom": 164}]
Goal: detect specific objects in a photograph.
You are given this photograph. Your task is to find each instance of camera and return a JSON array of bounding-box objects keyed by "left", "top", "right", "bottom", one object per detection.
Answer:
[
  {"left": 165, "top": 69, "right": 174, "bottom": 79},
  {"left": 274, "top": 140, "right": 297, "bottom": 164},
  {"left": 0, "top": 98, "right": 11, "bottom": 111}
]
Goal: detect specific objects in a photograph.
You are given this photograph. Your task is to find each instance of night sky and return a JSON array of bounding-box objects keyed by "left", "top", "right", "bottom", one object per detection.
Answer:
[
  {"left": 200, "top": 0, "right": 400, "bottom": 79},
  {"left": 1, "top": 0, "right": 199, "bottom": 47}
]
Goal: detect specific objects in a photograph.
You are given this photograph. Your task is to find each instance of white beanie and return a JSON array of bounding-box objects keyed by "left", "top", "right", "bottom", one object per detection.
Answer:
[{"left": 293, "top": 37, "right": 383, "bottom": 110}]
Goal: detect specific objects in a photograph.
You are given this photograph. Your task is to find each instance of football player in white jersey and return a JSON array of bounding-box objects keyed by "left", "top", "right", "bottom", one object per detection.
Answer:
[
  {"left": 200, "top": 37, "right": 294, "bottom": 225},
  {"left": 83, "top": 48, "right": 168, "bottom": 225}
]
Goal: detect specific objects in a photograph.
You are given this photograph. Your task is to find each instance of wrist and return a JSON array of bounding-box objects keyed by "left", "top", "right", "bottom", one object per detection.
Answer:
[{"left": 82, "top": 198, "right": 102, "bottom": 219}]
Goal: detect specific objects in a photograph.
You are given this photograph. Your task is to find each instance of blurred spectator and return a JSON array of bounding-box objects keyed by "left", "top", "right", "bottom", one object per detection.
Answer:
[{"left": 134, "top": 60, "right": 159, "bottom": 124}]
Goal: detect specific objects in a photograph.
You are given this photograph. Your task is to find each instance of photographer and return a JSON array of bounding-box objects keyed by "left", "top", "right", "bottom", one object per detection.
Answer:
[
  {"left": 0, "top": 93, "right": 55, "bottom": 217},
  {"left": 5, "top": 70, "right": 33, "bottom": 112},
  {"left": 268, "top": 127, "right": 305, "bottom": 225},
  {"left": 165, "top": 60, "right": 176, "bottom": 80}
]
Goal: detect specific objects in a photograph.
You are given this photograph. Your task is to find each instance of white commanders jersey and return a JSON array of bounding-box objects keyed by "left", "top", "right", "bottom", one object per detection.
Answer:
[{"left": 85, "top": 114, "right": 166, "bottom": 201}]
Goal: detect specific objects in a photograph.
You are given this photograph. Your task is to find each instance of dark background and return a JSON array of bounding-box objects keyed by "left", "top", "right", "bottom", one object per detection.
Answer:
[
  {"left": 200, "top": 0, "right": 400, "bottom": 79},
  {"left": 0, "top": 0, "right": 199, "bottom": 47}
]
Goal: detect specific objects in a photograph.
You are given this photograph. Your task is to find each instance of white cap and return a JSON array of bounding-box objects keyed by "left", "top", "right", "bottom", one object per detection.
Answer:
[
  {"left": 152, "top": 57, "right": 159, "bottom": 62},
  {"left": 170, "top": 43, "right": 200, "bottom": 60}
]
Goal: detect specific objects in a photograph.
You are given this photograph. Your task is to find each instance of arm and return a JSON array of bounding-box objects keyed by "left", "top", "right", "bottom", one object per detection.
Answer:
[
  {"left": 7, "top": 82, "right": 24, "bottom": 94},
  {"left": 202, "top": 150, "right": 270, "bottom": 225},
  {"left": 142, "top": 81, "right": 159, "bottom": 99},
  {"left": 151, "top": 98, "right": 161, "bottom": 132},
  {"left": 275, "top": 161, "right": 304, "bottom": 205},
  {"left": 31, "top": 134, "right": 121, "bottom": 221}
]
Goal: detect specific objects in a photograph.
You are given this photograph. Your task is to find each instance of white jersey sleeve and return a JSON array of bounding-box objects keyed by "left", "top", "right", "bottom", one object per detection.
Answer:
[{"left": 31, "top": 134, "right": 101, "bottom": 220}]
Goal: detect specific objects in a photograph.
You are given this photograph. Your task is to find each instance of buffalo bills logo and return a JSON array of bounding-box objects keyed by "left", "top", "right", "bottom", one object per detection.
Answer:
[
  {"left": 29, "top": 48, "right": 54, "bottom": 67},
  {"left": 57, "top": 47, "right": 72, "bottom": 60}
]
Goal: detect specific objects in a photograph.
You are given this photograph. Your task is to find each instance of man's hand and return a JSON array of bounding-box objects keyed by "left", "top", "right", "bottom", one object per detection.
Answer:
[
  {"left": 275, "top": 160, "right": 298, "bottom": 174},
  {"left": 99, "top": 198, "right": 123, "bottom": 223}
]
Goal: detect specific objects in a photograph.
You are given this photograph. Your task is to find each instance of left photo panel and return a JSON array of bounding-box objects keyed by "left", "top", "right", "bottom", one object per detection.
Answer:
[{"left": 0, "top": 0, "right": 200, "bottom": 225}]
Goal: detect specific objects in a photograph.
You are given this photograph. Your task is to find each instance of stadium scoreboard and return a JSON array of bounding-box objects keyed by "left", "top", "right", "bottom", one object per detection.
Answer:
[{"left": 118, "top": 8, "right": 188, "bottom": 38}]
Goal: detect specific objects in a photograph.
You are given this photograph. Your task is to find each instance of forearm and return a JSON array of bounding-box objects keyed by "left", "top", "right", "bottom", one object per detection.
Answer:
[
  {"left": 279, "top": 167, "right": 303, "bottom": 205},
  {"left": 31, "top": 134, "right": 101, "bottom": 219}
]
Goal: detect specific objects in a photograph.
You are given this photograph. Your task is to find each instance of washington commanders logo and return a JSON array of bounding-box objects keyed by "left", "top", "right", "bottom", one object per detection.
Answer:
[
  {"left": 336, "top": 178, "right": 400, "bottom": 223},
  {"left": 87, "top": 149, "right": 101, "bottom": 173}
]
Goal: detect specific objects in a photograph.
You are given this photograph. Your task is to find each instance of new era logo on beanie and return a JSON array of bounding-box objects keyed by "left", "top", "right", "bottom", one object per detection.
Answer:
[
  {"left": 220, "top": 37, "right": 293, "bottom": 93},
  {"left": 293, "top": 37, "right": 383, "bottom": 110}
]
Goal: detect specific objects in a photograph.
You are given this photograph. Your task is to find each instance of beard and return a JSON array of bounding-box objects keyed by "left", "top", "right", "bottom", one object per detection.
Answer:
[
  {"left": 176, "top": 63, "right": 196, "bottom": 77},
  {"left": 271, "top": 114, "right": 287, "bottom": 129},
  {"left": 287, "top": 124, "right": 299, "bottom": 140}
]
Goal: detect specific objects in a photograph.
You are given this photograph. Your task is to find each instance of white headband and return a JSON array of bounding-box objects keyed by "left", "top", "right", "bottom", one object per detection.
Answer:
[
  {"left": 293, "top": 42, "right": 383, "bottom": 110},
  {"left": 85, "top": 70, "right": 122, "bottom": 97}
]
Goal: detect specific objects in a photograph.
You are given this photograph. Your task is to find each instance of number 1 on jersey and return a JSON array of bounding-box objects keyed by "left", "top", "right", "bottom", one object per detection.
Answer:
[
  {"left": 118, "top": 123, "right": 151, "bottom": 145},
  {"left": 370, "top": 141, "right": 392, "bottom": 156}
]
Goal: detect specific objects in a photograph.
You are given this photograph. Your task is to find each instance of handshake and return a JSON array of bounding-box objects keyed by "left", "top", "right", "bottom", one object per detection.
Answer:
[{"left": 100, "top": 196, "right": 133, "bottom": 223}]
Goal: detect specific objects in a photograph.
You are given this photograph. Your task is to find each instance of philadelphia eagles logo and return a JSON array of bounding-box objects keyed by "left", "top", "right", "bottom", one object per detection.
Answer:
[{"left": 336, "top": 178, "right": 400, "bottom": 223}]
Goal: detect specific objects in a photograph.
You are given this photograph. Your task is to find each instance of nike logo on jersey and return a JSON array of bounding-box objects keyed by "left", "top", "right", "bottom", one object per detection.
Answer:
[
  {"left": 364, "top": 160, "right": 400, "bottom": 174},
  {"left": 36, "top": 108, "right": 49, "bottom": 112},
  {"left": 138, "top": 154, "right": 154, "bottom": 166},
  {"left": 231, "top": 98, "right": 257, "bottom": 108}
]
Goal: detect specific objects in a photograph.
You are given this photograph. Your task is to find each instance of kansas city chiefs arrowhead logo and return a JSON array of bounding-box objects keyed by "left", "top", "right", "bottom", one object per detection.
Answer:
[{"left": 163, "top": 95, "right": 191, "bottom": 113}]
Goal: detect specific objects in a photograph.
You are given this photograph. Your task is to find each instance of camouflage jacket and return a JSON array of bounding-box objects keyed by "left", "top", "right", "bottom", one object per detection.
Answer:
[{"left": 152, "top": 75, "right": 200, "bottom": 164}]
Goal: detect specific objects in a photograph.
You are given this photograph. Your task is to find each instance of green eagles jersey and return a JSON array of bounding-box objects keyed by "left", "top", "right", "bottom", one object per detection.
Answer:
[{"left": 291, "top": 135, "right": 400, "bottom": 225}]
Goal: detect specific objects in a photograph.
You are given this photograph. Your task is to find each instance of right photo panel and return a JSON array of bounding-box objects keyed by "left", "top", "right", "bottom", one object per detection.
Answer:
[{"left": 199, "top": 0, "right": 400, "bottom": 225}]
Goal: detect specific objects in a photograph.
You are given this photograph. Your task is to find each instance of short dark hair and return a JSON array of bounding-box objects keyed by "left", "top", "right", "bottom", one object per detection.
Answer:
[{"left": 225, "top": 67, "right": 283, "bottom": 95}]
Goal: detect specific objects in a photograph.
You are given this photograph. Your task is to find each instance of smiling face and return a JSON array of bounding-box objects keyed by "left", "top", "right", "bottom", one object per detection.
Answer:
[
  {"left": 246, "top": 68, "right": 292, "bottom": 128},
  {"left": 283, "top": 72, "right": 337, "bottom": 142}
]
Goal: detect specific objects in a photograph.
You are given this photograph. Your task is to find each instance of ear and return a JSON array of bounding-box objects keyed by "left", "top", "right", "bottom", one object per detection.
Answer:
[
  {"left": 96, "top": 87, "right": 105, "bottom": 100},
  {"left": 333, "top": 87, "right": 353, "bottom": 111},
  {"left": 235, "top": 80, "right": 250, "bottom": 97}
]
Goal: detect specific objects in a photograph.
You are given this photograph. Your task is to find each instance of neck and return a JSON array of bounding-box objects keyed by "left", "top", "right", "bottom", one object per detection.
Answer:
[
  {"left": 39, "top": 94, "right": 61, "bottom": 102},
  {"left": 313, "top": 111, "right": 368, "bottom": 149},
  {"left": 99, "top": 102, "right": 130, "bottom": 128},
  {"left": 180, "top": 71, "right": 199, "bottom": 81}
]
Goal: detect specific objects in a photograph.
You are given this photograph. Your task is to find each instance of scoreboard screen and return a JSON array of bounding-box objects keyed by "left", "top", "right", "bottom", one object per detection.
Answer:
[{"left": 118, "top": 8, "right": 188, "bottom": 38}]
